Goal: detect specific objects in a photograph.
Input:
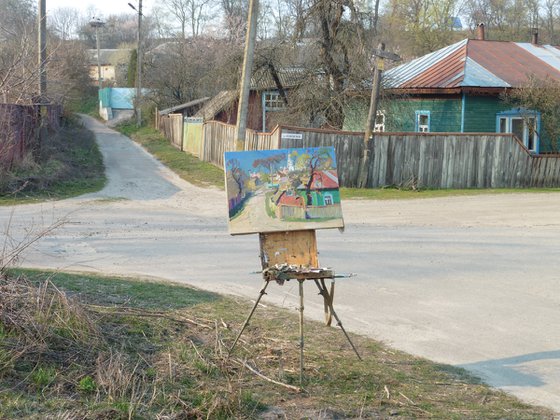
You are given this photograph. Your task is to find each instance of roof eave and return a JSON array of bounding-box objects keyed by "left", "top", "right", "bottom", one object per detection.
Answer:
[{"left": 384, "top": 86, "right": 512, "bottom": 96}]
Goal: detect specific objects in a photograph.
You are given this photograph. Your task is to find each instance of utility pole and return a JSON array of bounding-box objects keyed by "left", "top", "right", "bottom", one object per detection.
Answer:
[
  {"left": 129, "top": 0, "right": 143, "bottom": 127},
  {"left": 235, "top": 0, "right": 259, "bottom": 151},
  {"left": 90, "top": 18, "right": 105, "bottom": 92},
  {"left": 357, "top": 43, "right": 400, "bottom": 188},
  {"left": 37, "top": 0, "right": 48, "bottom": 157},
  {"left": 38, "top": 0, "right": 47, "bottom": 100}
]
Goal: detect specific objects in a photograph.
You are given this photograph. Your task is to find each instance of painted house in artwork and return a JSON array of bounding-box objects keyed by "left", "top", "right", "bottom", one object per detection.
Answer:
[
  {"left": 345, "top": 27, "right": 560, "bottom": 153},
  {"left": 274, "top": 169, "right": 341, "bottom": 220}
]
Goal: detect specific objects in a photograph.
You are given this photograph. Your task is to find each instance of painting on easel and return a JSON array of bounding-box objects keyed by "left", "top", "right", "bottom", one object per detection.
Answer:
[{"left": 225, "top": 147, "right": 344, "bottom": 235}]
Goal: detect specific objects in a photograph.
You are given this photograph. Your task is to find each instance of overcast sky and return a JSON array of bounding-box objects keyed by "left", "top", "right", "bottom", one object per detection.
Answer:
[{"left": 46, "top": 0, "right": 155, "bottom": 18}]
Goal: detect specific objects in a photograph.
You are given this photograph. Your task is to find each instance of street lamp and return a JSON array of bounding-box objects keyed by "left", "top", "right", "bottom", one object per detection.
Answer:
[
  {"left": 89, "top": 17, "right": 105, "bottom": 94},
  {"left": 128, "top": 0, "right": 143, "bottom": 127}
]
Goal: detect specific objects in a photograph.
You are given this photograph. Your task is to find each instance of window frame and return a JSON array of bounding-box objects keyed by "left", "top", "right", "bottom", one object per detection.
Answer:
[
  {"left": 374, "top": 110, "right": 386, "bottom": 132},
  {"left": 496, "top": 109, "right": 540, "bottom": 153},
  {"left": 262, "top": 91, "right": 286, "bottom": 111},
  {"left": 415, "top": 110, "right": 430, "bottom": 133}
]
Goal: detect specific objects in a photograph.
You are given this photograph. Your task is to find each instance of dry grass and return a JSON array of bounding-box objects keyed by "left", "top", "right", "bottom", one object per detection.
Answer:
[
  {"left": 0, "top": 118, "right": 105, "bottom": 205},
  {"left": 0, "top": 270, "right": 555, "bottom": 419}
]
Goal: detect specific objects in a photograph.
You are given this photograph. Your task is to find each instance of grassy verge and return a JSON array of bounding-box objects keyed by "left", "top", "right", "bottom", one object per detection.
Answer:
[
  {"left": 0, "top": 117, "right": 106, "bottom": 206},
  {"left": 0, "top": 269, "right": 553, "bottom": 419},
  {"left": 340, "top": 186, "right": 560, "bottom": 200},
  {"left": 115, "top": 122, "right": 225, "bottom": 189}
]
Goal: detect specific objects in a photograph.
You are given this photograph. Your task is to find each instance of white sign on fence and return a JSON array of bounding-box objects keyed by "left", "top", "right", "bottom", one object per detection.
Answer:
[{"left": 281, "top": 132, "right": 303, "bottom": 140}]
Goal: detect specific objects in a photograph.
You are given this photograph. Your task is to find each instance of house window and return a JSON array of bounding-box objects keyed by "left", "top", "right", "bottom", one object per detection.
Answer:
[
  {"left": 324, "top": 194, "right": 333, "bottom": 206},
  {"left": 499, "top": 117, "right": 508, "bottom": 133},
  {"left": 496, "top": 109, "right": 540, "bottom": 153},
  {"left": 263, "top": 91, "right": 286, "bottom": 111},
  {"left": 415, "top": 111, "right": 430, "bottom": 132},
  {"left": 374, "top": 111, "right": 385, "bottom": 132}
]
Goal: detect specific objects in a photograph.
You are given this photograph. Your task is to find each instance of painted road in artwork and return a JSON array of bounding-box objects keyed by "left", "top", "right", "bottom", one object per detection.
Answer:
[{"left": 225, "top": 147, "right": 345, "bottom": 235}]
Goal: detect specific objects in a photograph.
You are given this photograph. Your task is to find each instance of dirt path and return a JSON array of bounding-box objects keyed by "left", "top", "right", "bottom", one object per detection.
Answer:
[{"left": 2, "top": 115, "right": 560, "bottom": 413}]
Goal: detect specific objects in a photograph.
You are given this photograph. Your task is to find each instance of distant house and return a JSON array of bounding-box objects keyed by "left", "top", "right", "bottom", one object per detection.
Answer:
[
  {"left": 194, "top": 68, "right": 304, "bottom": 132},
  {"left": 88, "top": 49, "right": 132, "bottom": 85},
  {"left": 347, "top": 27, "right": 560, "bottom": 153}
]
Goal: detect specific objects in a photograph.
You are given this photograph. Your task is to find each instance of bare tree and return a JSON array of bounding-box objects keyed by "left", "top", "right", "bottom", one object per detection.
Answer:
[
  {"left": 48, "top": 7, "right": 80, "bottom": 41},
  {"left": 221, "top": 0, "right": 249, "bottom": 40},
  {"left": 543, "top": 0, "right": 559, "bottom": 44},
  {"left": 145, "top": 37, "right": 242, "bottom": 107},
  {"left": 0, "top": 0, "right": 38, "bottom": 103},
  {"left": 385, "top": 0, "right": 463, "bottom": 55},
  {"left": 162, "top": 0, "right": 215, "bottom": 38}
]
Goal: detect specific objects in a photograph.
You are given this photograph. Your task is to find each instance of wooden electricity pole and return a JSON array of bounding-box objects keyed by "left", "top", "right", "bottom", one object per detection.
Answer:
[
  {"left": 37, "top": 0, "right": 48, "bottom": 156},
  {"left": 129, "top": 0, "right": 143, "bottom": 127},
  {"left": 136, "top": 0, "right": 143, "bottom": 127},
  {"left": 357, "top": 43, "right": 400, "bottom": 188},
  {"left": 38, "top": 0, "right": 47, "bottom": 100},
  {"left": 235, "top": 0, "right": 259, "bottom": 151}
]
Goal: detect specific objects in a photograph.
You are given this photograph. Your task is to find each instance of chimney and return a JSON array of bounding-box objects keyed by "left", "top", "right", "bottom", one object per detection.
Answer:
[
  {"left": 476, "top": 23, "right": 485, "bottom": 40},
  {"left": 531, "top": 28, "right": 538, "bottom": 45}
]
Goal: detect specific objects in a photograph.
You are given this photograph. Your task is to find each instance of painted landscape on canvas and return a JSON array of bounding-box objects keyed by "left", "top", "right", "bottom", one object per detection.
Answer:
[{"left": 225, "top": 147, "right": 344, "bottom": 235}]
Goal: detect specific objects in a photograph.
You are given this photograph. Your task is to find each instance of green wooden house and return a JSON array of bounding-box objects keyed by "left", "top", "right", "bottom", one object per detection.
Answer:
[{"left": 345, "top": 31, "right": 560, "bottom": 153}]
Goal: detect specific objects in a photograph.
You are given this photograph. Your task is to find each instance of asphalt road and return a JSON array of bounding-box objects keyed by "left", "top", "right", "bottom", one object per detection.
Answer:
[{"left": 2, "top": 115, "right": 560, "bottom": 413}]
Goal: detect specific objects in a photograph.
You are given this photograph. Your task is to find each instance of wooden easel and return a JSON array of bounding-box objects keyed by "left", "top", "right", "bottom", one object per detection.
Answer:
[{"left": 229, "top": 229, "right": 361, "bottom": 387}]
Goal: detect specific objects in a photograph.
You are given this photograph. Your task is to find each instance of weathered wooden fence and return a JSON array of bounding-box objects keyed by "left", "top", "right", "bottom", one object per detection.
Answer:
[
  {"left": 277, "top": 126, "right": 364, "bottom": 188},
  {"left": 0, "top": 103, "right": 62, "bottom": 170},
  {"left": 281, "top": 131, "right": 560, "bottom": 188},
  {"left": 157, "top": 113, "right": 183, "bottom": 149},
  {"left": 156, "top": 115, "right": 560, "bottom": 189},
  {"left": 202, "top": 121, "right": 280, "bottom": 168}
]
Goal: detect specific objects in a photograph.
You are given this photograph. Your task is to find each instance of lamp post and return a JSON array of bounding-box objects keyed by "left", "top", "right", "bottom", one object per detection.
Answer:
[
  {"left": 89, "top": 17, "right": 105, "bottom": 94},
  {"left": 128, "top": 0, "right": 143, "bottom": 127}
]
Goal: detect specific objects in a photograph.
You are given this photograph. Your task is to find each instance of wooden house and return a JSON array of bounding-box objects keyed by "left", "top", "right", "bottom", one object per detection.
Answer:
[
  {"left": 347, "top": 27, "right": 560, "bottom": 153},
  {"left": 88, "top": 49, "right": 132, "bottom": 85},
  {"left": 194, "top": 68, "right": 304, "bottom": 132}
]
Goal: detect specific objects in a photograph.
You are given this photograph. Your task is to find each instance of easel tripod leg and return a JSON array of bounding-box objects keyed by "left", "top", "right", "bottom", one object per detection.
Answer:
[
  {"left": 229, "top": 280, "right": 270, "bottom": 354},
  {"left": 314, "top": 280, "right": 362, "bottom": 361},
  {"left": 320, "top": 278, "right": 334, "bottom": 326},
  {"left": 298, "top": 279, "right": 305, "bottom": 387}
]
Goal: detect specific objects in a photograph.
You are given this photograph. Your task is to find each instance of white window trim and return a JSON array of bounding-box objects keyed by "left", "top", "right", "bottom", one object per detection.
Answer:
[
  {"left": 374, "top": 110, "right": 385, "bottom": 132},
  {"left": 496, "top": 111, "right": 540, "bottom": 153},
  {"left": 262, "top": 91, "right": 286, "bottom": 111},
  {"left": 415, "top": 110, "right": 430, "bottom": 133}
]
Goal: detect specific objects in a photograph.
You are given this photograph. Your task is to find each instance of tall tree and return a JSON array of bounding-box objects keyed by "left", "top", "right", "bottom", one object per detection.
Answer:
[
  {"left": 0, "top": 0, "right": 37, "bottom": 103},
  {"left": 221, "top": 0, "right": 249, "bottom": 40},
  {"left": 49, "top": 7, "right": 80, "bottom": 40},
  {"left": 385, "top": 0, "right": 463, "bottom": 55},
  {"left": 162, "top": 0, "right": 214, "bottom": 38}
]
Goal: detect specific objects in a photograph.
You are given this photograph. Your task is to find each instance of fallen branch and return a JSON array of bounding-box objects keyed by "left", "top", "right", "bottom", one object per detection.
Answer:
[
  {"left": 399, "top": 391, "right": 416, "bottom": 405},
  {"left": 231, "top": 358, "right": 301, "bottom": 392}
]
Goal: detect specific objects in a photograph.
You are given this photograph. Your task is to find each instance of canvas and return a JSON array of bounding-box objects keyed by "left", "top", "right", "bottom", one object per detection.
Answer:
[{"left": 225, "top": 147, "right": 344, "bottom": 235}]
